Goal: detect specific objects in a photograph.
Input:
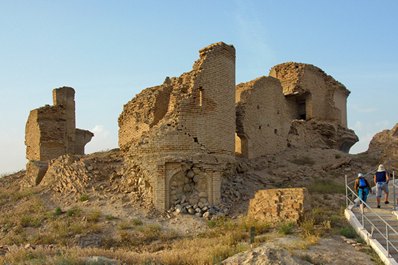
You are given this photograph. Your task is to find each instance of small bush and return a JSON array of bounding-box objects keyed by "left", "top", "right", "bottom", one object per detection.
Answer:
[
  {"left": 139, "top": 224, "right": 162, "bottom": 240},
  {"left": 340, "top": 226, "right": 357, "bottom": 238},
  {"left": 240, "top": 218, "right": 270, "bottom": 234},
  {"left": 19, "top": 215, "right": 43, "bottom": 228},
  {"left": 278, "top": 222, "right": 295, "bottom": 235},
  {"left": 79, "top": 194, "right": 89, "bottom": 202},
  {"left": 207, "top": 217, "right": 235, "bottom": 231},
  {"left": 66, "top": 206, "right": 81, "bottom": 217},
  {"left": 131, "top": 218, "right": 143, "bottom": 226},
  {"left": 118, "top": 221, "right": 133, "bottom": 230},
  {"left": 300, "top": 218, "right": 317, "bottom": 238},
  {"left": 54, "top": 207, "right": 63, "bottom": 216},
  {"left": 86, "top": 210, "right": 101, "bottom": 223}
]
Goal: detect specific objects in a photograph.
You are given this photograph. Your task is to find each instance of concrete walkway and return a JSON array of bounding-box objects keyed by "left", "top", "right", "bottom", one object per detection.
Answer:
[{"left": 346, "top": 181, "right": 398, "bottom": 264}]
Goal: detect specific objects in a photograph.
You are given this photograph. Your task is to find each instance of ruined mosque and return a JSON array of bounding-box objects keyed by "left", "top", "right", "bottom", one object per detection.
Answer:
[{"left": 24, "top": 42, "right": 358, "bottom": 211}]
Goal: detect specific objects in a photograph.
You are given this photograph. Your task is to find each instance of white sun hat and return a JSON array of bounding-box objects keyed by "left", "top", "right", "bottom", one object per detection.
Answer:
[{"left": 377, "top": 164, "right": 385, "bottom": 172}]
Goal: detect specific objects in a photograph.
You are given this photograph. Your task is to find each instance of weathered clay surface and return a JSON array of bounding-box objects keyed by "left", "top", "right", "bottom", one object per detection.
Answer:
[
  {"left": 270, "top": 62, "right": 350, "bottom": 127},
  {"left": 287, "top": 120, "right": 358, "bottom": 152},
  {"left": 25, "top": 87, "right": 93, "bottom": 185},
  {"left": 247, "top": 188, "right": 310, "bottom": 224},
  {"left": 236, "top": 76, "right": 291, "bottom": 158},
  {"left": 116, "top": 43, "right": 358, "bottom": 211},
  {"left": 118, "top": 42, "right": 236, "bottom": 211},
  {"left": 236, "top": 63, "right": 358, "bottom": 158}
]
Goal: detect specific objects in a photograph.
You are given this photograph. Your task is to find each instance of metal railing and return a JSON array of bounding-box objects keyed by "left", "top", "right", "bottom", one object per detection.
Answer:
[{"left": 345, "top": 170, "right": 398, "bottom": 258}]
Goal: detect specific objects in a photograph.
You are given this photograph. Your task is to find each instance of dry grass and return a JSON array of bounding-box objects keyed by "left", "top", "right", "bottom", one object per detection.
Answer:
[{"left": 308, "top": 179, "right": 345, "bottom": 194}]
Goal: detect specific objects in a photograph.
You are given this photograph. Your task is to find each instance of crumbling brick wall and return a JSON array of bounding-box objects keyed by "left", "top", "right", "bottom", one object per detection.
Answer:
[
  {"left": 118, "top": 42, "right": 236, "bottom": 211},
  {"left": 248, "top": 188, "right": 310, "bottom": 224},
  {"left": 25, "top": 87, "right": 93, "bottom": 185},
  {"left": 269, "top": 62, "right": 350, "bottom": 128},
  {"left": 236, "top": 76, "right": 291, "bottom": 158}
]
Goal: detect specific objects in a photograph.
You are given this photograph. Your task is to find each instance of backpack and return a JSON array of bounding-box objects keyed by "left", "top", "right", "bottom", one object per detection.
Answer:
[{"left": 358, "top": 178, "right": 367, "bottom": 188}]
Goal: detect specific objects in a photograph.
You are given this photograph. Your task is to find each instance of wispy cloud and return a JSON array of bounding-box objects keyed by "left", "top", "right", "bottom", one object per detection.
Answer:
[
  {"left": 85, "top": 125, "right": 117, "bottom": 153},
  {"left": 351, "top": 104, "right": 377, "bottom": 113}
]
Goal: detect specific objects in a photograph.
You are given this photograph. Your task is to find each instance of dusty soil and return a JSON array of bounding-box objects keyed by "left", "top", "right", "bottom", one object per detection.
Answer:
[
  {"left": 223, "top": 235, "right": 377, "bottom": 265},
  {"left": 0, "top": 147, "right": 384, "bottom": 264}
]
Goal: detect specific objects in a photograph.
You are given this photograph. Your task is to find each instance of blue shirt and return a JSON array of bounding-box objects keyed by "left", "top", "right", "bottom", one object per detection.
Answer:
[{"left": 375, "top": 171, "right": 387, "bottom": 183}]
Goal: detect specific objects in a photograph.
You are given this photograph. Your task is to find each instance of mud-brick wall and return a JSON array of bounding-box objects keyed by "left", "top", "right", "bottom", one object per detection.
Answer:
[
  {"left": 248, "top": 188, "right": 309, "bottom": 224},
  {"left": 236, "top": 76, "right": 291, "bottom": 159}
]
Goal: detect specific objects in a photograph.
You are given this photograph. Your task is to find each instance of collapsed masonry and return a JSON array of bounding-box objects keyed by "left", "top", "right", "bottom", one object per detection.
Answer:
[
  {"left": 236, "top": 63, "right": 358, "bottom": 159},
  {"left": 248, "top": 188, "right": 310, "bottom": 224},
  {"left": 25, "top": 87, "right": 93, "bottom": 185},
  {"left": 119, "top": 43, "right": 236, "bottom": 211},
  {"left": 118, "top": 42, "right": 358, "bottom": 211}
]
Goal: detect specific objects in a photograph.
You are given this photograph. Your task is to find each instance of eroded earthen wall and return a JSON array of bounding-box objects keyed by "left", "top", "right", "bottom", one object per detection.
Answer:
[
  {"left": 119, "top": 42, "right": 236, "bottom": 156},
  {"left": 248, "top": 188, "right": 310, "bottom": 224},
  {"left": 118, "top": 42, "right": 236, "bottom": 210},
  {"left": 25, "top": 87, "right": 93, "bottom": 185},
  {"left": 269, "top": 63, "right": 350, "bottom": 127},
  {"left": 236, "top": 77, "right": 291, "bottom": 158},
  {"left": 26, "top": 106, "right": 67, "bottom": 161}
]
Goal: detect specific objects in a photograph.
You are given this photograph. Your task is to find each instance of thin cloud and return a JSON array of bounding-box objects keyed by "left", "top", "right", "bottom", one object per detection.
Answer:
[{"left": 351, "top": 104, "right": 377, "bottom": 113}]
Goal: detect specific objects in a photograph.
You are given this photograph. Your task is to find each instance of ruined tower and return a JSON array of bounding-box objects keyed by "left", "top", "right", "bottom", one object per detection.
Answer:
[{"left": 25, "top": 87, "right": 93, "bottom": 185}]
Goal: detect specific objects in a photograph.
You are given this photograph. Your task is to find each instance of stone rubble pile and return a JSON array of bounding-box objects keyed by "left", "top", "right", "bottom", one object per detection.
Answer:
[{"left": 167, "top": 203, "right": 227, "bottom": 219}]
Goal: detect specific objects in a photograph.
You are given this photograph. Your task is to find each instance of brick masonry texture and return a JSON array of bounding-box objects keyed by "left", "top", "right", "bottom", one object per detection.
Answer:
[
  {"left": 248, "top": 188, "right": 310, "bottom": 224},
  {"left": 25, "top": 42, "right": 359, "bottom": 215},
  {"left": 117, "top": 43, "right": 358, "bottom": 211},
  {"left": 25, "top": 87, "right": 93, "bottom": 185}
]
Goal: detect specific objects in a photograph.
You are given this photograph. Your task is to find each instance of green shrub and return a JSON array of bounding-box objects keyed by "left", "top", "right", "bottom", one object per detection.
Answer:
[
  {"left": 278, "top": 222, "right": 295, "bottom": 235},
  {"left": 19, "top": 215, "right": 43, "bottom": 228},
  {"left": 79, "top": 194, "right": 89, "bottom": 202},
  {"left": 240, "top": 218, "right": 270, "bottom": 234},
  {"left": 132, "top": 218, "right": 143, "bottom": 226},
  {"left": 66, "top": 206, "right": 81, "bottom": 217},
  {"left": 340, "top": 226, "right": 357, "bottom": 238},
  {"left": 54, "top": 207, "right": 63, "bottom": 216}
]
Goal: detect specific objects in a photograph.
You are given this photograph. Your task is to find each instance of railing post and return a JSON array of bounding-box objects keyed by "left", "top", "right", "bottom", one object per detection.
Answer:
[
  {"left": 393, "top": 170, "right": 396, "bottom": 210},
  {"left": 361, "top": 210, "right": 364, "bottom": 226},
  {"left": 386, "top": 224, "right": 390, "bottom": 257},
  {"left": 345, "top": 175, "right": 348, "bottom": 208}
]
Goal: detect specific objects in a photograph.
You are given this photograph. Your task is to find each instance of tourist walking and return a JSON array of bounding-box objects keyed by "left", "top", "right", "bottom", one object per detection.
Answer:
[
  {"left": 374, "top": 164, "right": 390, "bottom": 208},
  {"left": 354, "top": 173, "right": 371, "bottom": 211}
]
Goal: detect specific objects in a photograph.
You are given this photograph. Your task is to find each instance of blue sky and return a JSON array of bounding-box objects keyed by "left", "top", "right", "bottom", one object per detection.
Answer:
[{"left": 0, "top": 0, "right": 397, "bottom": 174}]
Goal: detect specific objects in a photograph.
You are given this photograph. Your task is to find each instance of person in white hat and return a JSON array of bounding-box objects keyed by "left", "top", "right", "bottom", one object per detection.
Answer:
[{"left": 373, "top": 164, "right": 390, "bottom": 208}]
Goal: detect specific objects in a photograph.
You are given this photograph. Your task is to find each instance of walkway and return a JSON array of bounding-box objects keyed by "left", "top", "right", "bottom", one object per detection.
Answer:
[{"left": 345, "top": 177, "right": 398, "bottom": 265}]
